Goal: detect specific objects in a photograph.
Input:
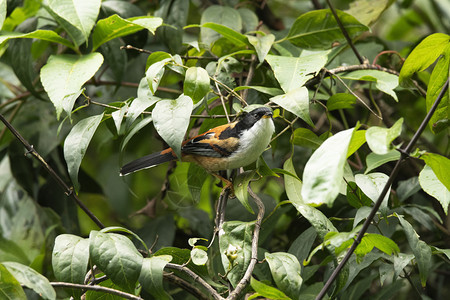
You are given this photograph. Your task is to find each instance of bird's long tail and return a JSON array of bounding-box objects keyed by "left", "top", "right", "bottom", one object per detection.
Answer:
[{"left": 120, "top": 149, "right": 177, "bottom": 176}]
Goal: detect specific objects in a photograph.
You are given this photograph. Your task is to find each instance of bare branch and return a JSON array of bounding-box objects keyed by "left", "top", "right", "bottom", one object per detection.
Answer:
[{"left": 50, "top": 282, "right": 142, "bottom": 300}]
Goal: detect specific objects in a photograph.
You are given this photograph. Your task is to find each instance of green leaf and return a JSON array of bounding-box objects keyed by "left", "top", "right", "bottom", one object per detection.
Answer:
[
  {"left": 341, "top": 70, "right": 399, "bottom": 101},
  {"left": 2, "top": 262, "right": 56, "bottom": 300},
  {"left": 0, "top": 236, "right": 30, "bottom": 265},
  {"left": 126, "top": 81, "right": 160, "bottom": 128},
  {"left": 145, "top": 57, "right": 171, "bottom": 94},
  {"left": 247, "top": 34, "right": 275, "bottom": 63},
  {"left": 121, "top": 116, "right": 153, "bottom": 151},
  {"left": 92, "top": 14, "right": 163, "bottom": 51},
  {"left": 219, "top": 221, "right": 254, "bottom": 288},
  {"left": 292, "top": 203, "right": 338, "bottom": 243},
  {"left": 283, "top": 156, "right": 303, "bottom": 204},
  {"left": 347, "top": 130, "right": 366, "bottom": 158},
  {"left": 327, "top": 93, "right": 356, "bottom": 111},
  {"left": 425, "top": 44, "right": 450, "bottom": 133},
  {"left": 420, "top": 152, "right": 450, "bottom": 191},
  {"left": 346, "top": 0, "right": 395, "bottom": 26},
  {"left": 111, "top": 104, "right": 128, "bottom": 134},
  {"left": 265, "top": 252, "right": 303, "bottom": 299},
  {"left": 40, "top": 53, "right": 104, "bottom": 118},
  {"left": 301, "top": 128, "right": 355, "bottom": 206},
  {"left": 235, "top": 85, "right": 284, "bottom": 96},
  {"left": 355, "top": 173, "right": 390, "bottom": 209},
  {"left": 199, "top": 5, "right": 242, "bottom": 47},
  {"left": 52, "top": 235, "right": 89, "bottom": 299},
  {"left": 191, "top": 248, "right": 208, "bottom": 265},
  {"left": 195, "top": 22, "right": 249, "bottom": 47},
  {"left": 399, "top": 33, "right": 450, "bottom": 83},
  {"left": 265, "top": 51, "right": 329, "bottom": 92},
  {"left": 419, "top": 165, "right": 450, "bottom": 215},
  {"left": 183, "top": 67, "right": 210, "bottom": 103},
  {"left": 288, "top": 227, "right": 317, "bottom": 267},
  {"left": 270, "top": 87, "right": 313, "bottom": 126},
  {"left": 152, "top": 95, "right": 193, "bottom": 159},
  {"left": 48, "top": 0, "right": 101, "bottom": 45},
  {"left": 0, "top": 263, "right": 26, "bottom": 300},
  {"left": 233, "top": 170, "right": 257, "bottom": 214},
  {"left": 365, "top": 150, "right": 401, "bottom": 174},
  {"left": 365, "top": 118, "right": 403, "bottom": 154},
  {"left": 291, "top": 128, "right": 323, "bottom": 149},
  {"left": 355, "top": 234, "right": 400, "bottom": 258},
  {"left": 286, "top": 9, "right": 369, "bottom": 49},
  {"left": 63, "top": 113, "right": 103, "bottom": 192},
  {"left": 139, "top": 255, "right": 172, "bottom": 300},
  {"left": 89, "top": 231, "right": 143, "bottom": 292},
  {"left": 396, "top": 214, "right": 432, "bottom": 287},
  {"left": 250, "top": 277, "right": 290, "bottom": 300},
  {"left": 0, "top": 30, "right": 75, "bottom": 50}
]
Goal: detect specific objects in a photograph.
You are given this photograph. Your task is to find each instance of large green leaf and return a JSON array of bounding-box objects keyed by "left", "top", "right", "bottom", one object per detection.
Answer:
[
  {"left": 52, "top": 235, "right": 89, "bottom": 298},
  {"left": 399, "top": 33, "right": 450, "bottom": 83},
  {"left": 0, "top": 263, "right": 26, "bottom": 300},
  {"left": 283, "top": 156, "right": 303, "bottom": 204},
  {"left": 265, "top": 51, "right": 328, "bottom": 92},
  {"left": 199, "top": 5, "right": 242, "bottom": 47},
  {"left": 365, "top": 118, "right": 403, "bottom": 155},
  {"left": 355, "top": 234, "right": 399, "bottom": 258},
  {"left": 40, "top": 53, "right": 104, "bottom": 118},
  {"left": 233, "top": 170, "right": 257, "bottom": 214},
  {"left": 265, "top": 252, "right": 303, "bottom": 299},
  {"left": 125, "top": 80, "right": 160, "bottom": 128},
  {"left": 152, "top": 95, "right": 193, "bottom": 159},
  {"left": 301, "top": 128, "right": 355, "bottom": 206},
  {"left": 270, "top": 86, "right": 313, "bottom": 126},
  {"left": 89, "top": 231, "right": 143, "bottom": 292},
  {"left": 92, "top": 14, "right": 163, "bottom": 51},
  {"left": 355, "top": 173, "right": 390, "bottom": 209},
  {"left": 327, "top": 93, "right": 357, "bottom": 111},
  {"left": 48, "top": 0, "right": 101, "bottom": 45},
  {"left": 139, "top": 255, "right": 172, "bottom": 300},
  {"left": 0, "top": 236, "right": 30, "bottom": 265},
  {"left": 247, "top": 34, "right": 275, "bottom": 63},
  {"left": 419, "top": 165, "right": 450, "bottom": 214},
  {"left": 183, "top": 67, "right": 210, "bottom": 103},
  {"left": 365, "top": 150, "right": 400, "bottom": 174},
  {"left": 396, "top": 214, "right": 432, "bottom": 287},
  {"left": 3, "top": 262, "right": 56, "bottom": 300},
  {"left": 340, "top": 70, "right": 399, "bottom": 101},
  {"left": 0, "top": 30, "right": 75, "bottom": 50},
  {"left": 291, "top": 128, "right": 323, "bottom": 149},
  {"left": 286, "top": 9, "right": 369, "bottom": 49},
  {"left": 425, "top": 44, "right": 450, "bottom": 133},
  {"left": 420, "top": 152, "right": 450, "bottom": 191},
  {"left": 63, "top": 113, "right": 104, "bottom": 192},
  {"left": 219, "top": 221, "right": 254, "bottom": 288}
]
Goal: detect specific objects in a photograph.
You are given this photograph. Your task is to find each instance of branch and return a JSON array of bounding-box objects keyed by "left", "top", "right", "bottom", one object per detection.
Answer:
[
  {"left": 326, "top": 0, "right": 364, "bottom": 64},
  {"left": 0, "top": 114, "right": 105, "bottom": 229},
  {"left": 164, "top": 273, "right": 210, "bottom": 300},
  {"left": 316, "top": 76, "right": 450, "bottom": 299},
  {"left": 165, "top": 263, "right": 224, "bottom": 300},
  {"left": 227, "top": 186, "right": 265, "bottom": 300},
  {"left": 50, "top": 282, "right": 142, "bottom": 300}
]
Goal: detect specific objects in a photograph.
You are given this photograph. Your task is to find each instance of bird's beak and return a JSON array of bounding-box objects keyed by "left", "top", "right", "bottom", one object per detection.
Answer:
[{"left": 262, "top": 111, "right": 273, "bottom": 118}]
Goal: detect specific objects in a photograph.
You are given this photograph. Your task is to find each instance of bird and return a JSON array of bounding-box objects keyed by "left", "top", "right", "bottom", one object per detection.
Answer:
[{"left": 120, "top": 107, "right": 275, "bottom": 181}]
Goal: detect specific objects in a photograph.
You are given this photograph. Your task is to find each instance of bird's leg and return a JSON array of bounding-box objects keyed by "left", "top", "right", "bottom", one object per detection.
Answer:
[{"left": 211, "top": 172, "right": 234, "bottom": 196}]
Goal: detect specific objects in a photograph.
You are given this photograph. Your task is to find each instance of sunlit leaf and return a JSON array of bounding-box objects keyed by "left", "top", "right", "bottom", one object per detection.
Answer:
[
  {"left": 152, "top": 94, "right": 193, "bottom": 158},
  {"left": 0, "top": 263, "right": 26, "bottom": 300},
  {"left": 341, "top": 70, "right": 399, "bottom": 101},
  {"left": 302, "top": 128, "right": 355, "bottom": 206},
  {"left": 420, "top": 152, "right": 450, "bottom": 191},
  {"left": 0, "top": 30, "right": 75, "bottom": 49},
  {"left": 249, "top": 277, "right": 290, "bottom": 300},
  {"left": 346, "top": 0, "right": 395, "bottom": 26},
  {"left": 355, "top": 173, "right": 390, "bottom": 209},
  {"left": 399, "top": 33, "right": 450, "bottom": 83},
  {"left": 419, "top": 165, "right": 450, "bottom": 214},
  {"left": 365, "top": 118, "right": 403, "bottom": 154},
  {"left": 40, "top": 53, "right": 104, "bottom": 118},
  {"left": 191, "top": 248, "right": 208, "bottom": 265},
  {"left": 199, "top": 5, "right": 242, "bottom": 46},
  {"left": 270, "top": 86, "right": 313, "bottom": 126},
  {"left": 247, "top": 34, "right": 275, "bottom": 63},
  {"left": 365, "top": 150, "right": 400, "bottom": 174},
  {"left": 184, "top": 67, "right": 210, "bottom": 103}
]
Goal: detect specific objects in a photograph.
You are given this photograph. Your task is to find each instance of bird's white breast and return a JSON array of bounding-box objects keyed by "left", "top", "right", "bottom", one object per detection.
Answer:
[{"left": 226, "top": 117, "right": 275, "bottom": 170}]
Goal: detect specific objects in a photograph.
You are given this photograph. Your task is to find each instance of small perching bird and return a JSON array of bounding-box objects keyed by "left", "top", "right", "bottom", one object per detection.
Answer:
[{"left": 120, "top": 107, "right": 275, "bottom": 177}]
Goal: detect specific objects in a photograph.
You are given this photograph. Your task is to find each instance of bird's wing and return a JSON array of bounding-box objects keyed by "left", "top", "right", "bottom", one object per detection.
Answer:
[{"left": 181, "top": 131, "right": 237, "bottom": 157}]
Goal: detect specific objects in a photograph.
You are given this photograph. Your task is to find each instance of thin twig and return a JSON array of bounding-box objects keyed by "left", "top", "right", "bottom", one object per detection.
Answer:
[
  {"left": 0, "top": 113, "right": 105, "bottom": 229},
  {"left": 165, "top": 263, "right": 224, "bottom": 300},
  {"left": 326, "top": 0, "right": 364, "bottom": 64},
  {"left": 227, "top": 186, "right": 265, "bottom": 300},
  {"left": 316, "top": 76, "right": 449, "bottom": 299},
  {"left": 50, "top": 282, "right": 142, "bottom": 300},
  {"left": 164, "top": 273, "right": 210, "bottom": 300}
]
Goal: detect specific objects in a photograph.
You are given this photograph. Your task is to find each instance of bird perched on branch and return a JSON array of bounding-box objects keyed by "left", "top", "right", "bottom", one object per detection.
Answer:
[{"left": 120, "top": 107, "right": 275, "bottom": 179}]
